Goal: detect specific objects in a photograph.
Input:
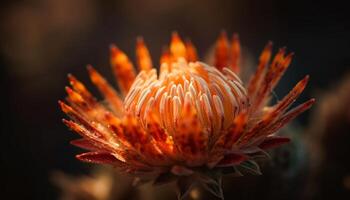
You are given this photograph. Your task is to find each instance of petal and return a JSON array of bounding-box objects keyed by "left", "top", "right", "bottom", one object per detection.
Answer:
[
  {"left": 70, "top": 138, "right": 102, "bottom": 151},
  {"left": 214, "top": 31, "right": 229, "bottom": 70},
  {"left": 136, "top": 37, "right": 153, "bottom": 71},
  {"left": 258, "top": 136, "right": 291, "bottom": 150},
  {"left": 110, "top": 45, "right": 136, "bottom": 96},
  {"left": 76, "top": 152, "right": 121, "bottom": 164},
  {"left": 216, "top": 153, "right": 247, "bottom": 167}
]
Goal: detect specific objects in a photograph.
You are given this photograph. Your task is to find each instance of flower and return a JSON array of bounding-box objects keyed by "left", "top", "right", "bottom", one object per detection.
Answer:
[{"left": 59, "top": 32, "right": 314, "bottom": 199}]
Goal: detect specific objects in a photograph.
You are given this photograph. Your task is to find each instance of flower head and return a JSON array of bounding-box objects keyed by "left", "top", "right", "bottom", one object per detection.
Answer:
[{"left": 59, "top": 32, "right": 314, "bottom": 199}]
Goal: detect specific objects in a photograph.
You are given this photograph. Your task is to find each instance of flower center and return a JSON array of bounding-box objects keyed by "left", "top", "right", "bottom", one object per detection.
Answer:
[{"left": 124, "top": 58, "right": 248, "bottom": 134}]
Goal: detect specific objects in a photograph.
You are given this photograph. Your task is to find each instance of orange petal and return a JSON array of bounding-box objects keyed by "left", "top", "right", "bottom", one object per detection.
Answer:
[
  {"left": 231, "top": 33, "right": 241, "bottom": 74},
  {"left": 136, "top": 37, "right": 153, "bottom": 71},
  {"left": 214, "top": 31, "right": 229, "bottom": 70},
  {"left": 87, "top": 65, "right": 124, "bottom": 116},
  {"left": 160, "top": 46, "right": 171, "bottom": 65},
  {"left": 67, "top": 74, "right": 95, "bottom": 104},
  {"left": 76, "top": 152, "right": 122, "bottom": 165},
  {"left": 170, "top": 32, "right": 186, "bottom": 60},
  {"left": 263, "top": 75, "right": 310, "bottom": 122},
  {"left": 252, "top": 49, "right": 293, "bottom": 111},
  {"left": 267, "top": 98, "right": 315, "bottom": 134},
  {"left": 185, "top": 39, "right": 198, "bottom": 62},
  {"left": 247, "top": 41, "right": 273, "bottom": 98},
  {"left": 110, "top": 45, "right": 136, "bottom": 95}
]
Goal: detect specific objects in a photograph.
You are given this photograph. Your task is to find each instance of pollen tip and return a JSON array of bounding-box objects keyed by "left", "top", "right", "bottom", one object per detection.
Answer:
[
  {"left": 171, "top": 31, "right": 179, "bottom": 37},
  {"left": 86, "top": 64, "right": 94, "bottom": 72},
  {"left": 65, "top": 86, "right": 73, "bottom": 94},
  {"left": 58, "top": 100, "right": 64, "bottom": 106},
  {"left": 218, "top": 30, "right": 228, "bottom": 41},
  {"left": 109, "top": 44, "right": 122, "bottom": 55},
  {"left": 266, "top": 41, "right": 273, "bottom": 49},
  {"left": 280, "top": 46, "right": 287, "bottom": 52},
  {"left": 309, "top": 98, "right": 316, "bottom": 104},
  {"left": 185, "top": 37, "right": 192, "bottom": 44},
  {"left": 109, "top": 43, "right": 117, "bottom": 50},
  {"left": 232, "top": 33, "right": 239, "bottom": 40},
  {"left": 136, "top": 36, "right": 144, "bottom": 44},
  {"left": 303, "top": 98, "right": 316, "bottom": 109},
  {"left": 220, "top": 29, "right": 227, "bottom": 36},
  {"left": 67, "top": 73, "right": 76, "bottom": 84},
  {"left": 58, "top": 100, "right": 71, "bottom": 112}
]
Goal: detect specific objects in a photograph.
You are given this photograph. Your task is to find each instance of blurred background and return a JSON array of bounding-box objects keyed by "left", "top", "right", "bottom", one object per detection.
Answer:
[{"left": 1, "top": 0, "right": 349, "bottom": 199}]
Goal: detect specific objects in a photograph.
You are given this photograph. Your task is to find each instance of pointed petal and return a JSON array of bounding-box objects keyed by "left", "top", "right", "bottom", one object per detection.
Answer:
[
  {"left": 76, "top": 152, "right": 121, "bottom": 165},
  {"left": 238, "top": 160, "right": 262, "bottom": 175},
  {"left": 185, "top": 39, "right": 198, "bottom": 62},
  {"left": 87, "top": 65, "right": 124, "bottom": 115},
  {"left": 197, "top": 172, "right": 224, "bottom": 199},
  {"left": 258, "top": 136, "right": 291, "bottom": 150},
  {"left": 67, "top": 74, "right": 95, "bottom": 104},
  {"left": 62, "top": 119, "right": 115, "bottom": 152},
  {"left": 216, "top": 153, "right": 247, "bottom": 167},
  {"left": 65, "top": 86, "right": 89, "bottom": 110},
  {"left": 110, "top": 45, "right": 136, "bottom": 95},
  {"left": 253, "top": 49, "right": 294, "bottom": 110},
  {"left": 214, "top": 31, "right": 229, "bottom": 70},
  {"left": 231, "top": 33, "right": 241, "bottom": 74},
  {"left": 136, "top": 37, "right": 153, "bottom": 71},
  {"left": 171, "top": 165, "right": 194, "bottom": 176},
  {"left": 247, "top": 41, "right": 273, "bottom": 101},
  {"left": 267, "top": 98, "right": 315, "bottom": 134},
  {"left": 170, "top": 32, "right": 186, "bottom": 60},
  {"left": 70, "top": 138, "right": 102, "bottom": 151},
  {"left": 263, "top": 75, "right": 310, "bottom": 122},
  {"left": 160, "top": 46, "right": 171, "bottom": 65}
]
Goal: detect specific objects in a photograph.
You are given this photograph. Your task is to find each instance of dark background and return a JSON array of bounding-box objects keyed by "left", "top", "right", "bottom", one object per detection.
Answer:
[{"left": 1, "top": 0, "right": 349, "bottom": 199}]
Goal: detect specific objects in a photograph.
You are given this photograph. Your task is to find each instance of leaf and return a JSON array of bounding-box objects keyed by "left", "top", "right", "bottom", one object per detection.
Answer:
[
  {"left": 198, "top": 174, "right": 224, "bottom": 200},
  {"left": 176, "top": 177, "right": 194, "bottom": 200},
  {"left": 238, "top": 160, "right": 262, "bottom": 175},
  {"left": 249, "top": 148, "right": 271, "bottom": 160}
]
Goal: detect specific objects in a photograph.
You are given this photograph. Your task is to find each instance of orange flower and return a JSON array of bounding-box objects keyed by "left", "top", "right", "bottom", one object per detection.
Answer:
[{"left": 59, "top": 32, "right": 314, "bottom": 199}]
